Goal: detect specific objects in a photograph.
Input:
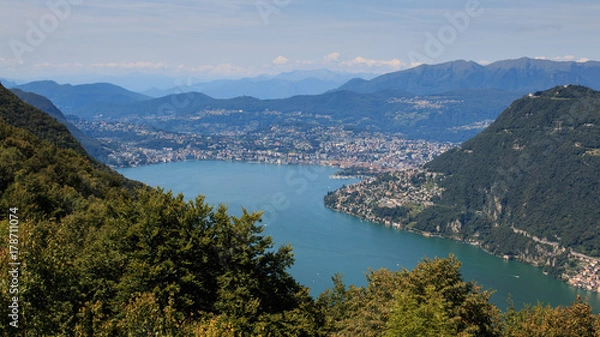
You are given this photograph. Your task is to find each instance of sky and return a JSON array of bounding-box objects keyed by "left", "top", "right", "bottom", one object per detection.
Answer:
[{"left": 0, "top": 0, "right": 599, "bottom": 89}]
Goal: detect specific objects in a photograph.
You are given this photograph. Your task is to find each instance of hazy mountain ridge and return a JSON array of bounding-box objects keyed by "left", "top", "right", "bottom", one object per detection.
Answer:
[
  {"left": 0, "top": 79, "right": 18, "bottom": 88},
  {"left": 108, "top": 88, "right": 516, "bottom": 141},
  {"left": 12, "top": 58, "right": 600, "bottom": 144},
  {"left": 142, "top": 69, "right": 376, "bottom": 99},
  {"left": 337, "top": 58, "right": 600, "bottom": 95},
  {"left": 31, "top": 85, "right": 516, "bottom": 142},
  {"left": 13, "top": 80, "right": 150, "bottom": 116}
]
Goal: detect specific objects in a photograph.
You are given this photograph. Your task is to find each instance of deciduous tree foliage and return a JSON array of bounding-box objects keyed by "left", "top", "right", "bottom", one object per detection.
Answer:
[
  {"left": 317, "top": 256, "right": 501, "bottom": 337},
  {"left": 502, "top": 297, "right": 599, "bottom": 337}
]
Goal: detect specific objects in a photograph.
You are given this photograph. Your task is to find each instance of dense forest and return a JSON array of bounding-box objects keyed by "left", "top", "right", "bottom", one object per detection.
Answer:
[
  {"left": 1, "top": 83, "right": 600, "bottom": 335},
  {"left": 418, "top": 86, "right": 600, "bottom": 263}
]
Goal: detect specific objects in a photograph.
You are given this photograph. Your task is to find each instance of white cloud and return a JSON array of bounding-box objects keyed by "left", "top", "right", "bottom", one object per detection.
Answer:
[
  {"left": 343, "top": 56, "right": 406, "bottom": 70},
  {"left": 32, "top": 62, "right": 86, "bottom": 70},
  {"left": 0, "top": 57, "right": 18, "bottom": 67},
  {"left": 294, "top": 60, "right": 317, "bottom": 66},
  {"left": 407, "top": 61, "right": 425, "bottom": 68},
  {"left": 209, "top": 63, "right": 247, "bottom": 76},
  {"left": 189, "top": 64, "right": 214, "bottom": 73},
  {"left": 533, "top": 55, "right": 591, "bottom": 63},
  {"left": 324, "top": 52, "right": 341, "bottom": 62},
  {"left": 91, "top": 61, "right": 168, "bottom": 70},
  {"left": 86, "top": 61, "right": 254, "bottom": 78},
  {"left": 554, "top": 55, "right": 575, "bottom": 61},
  {"left": 533, "top": 56, "right": 592, "bottom": 63},
  {"left": 272, "top": 56, "right": 289, "bottom": 65}
]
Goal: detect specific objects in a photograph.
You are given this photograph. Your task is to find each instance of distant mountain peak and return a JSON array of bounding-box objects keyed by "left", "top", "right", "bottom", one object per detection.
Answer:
[
  {"left": 142, "top": 69, "right": 377, "bottom": 99},
  {"left": 337, "top": 57, "right": 600, "bottom": 95},
  {"left": 14, "top": 80, "right": 151, "bottom": 115}
]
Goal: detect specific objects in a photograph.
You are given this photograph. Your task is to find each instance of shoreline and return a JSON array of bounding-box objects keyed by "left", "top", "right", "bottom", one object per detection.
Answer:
[{"left": 324, "top": 203, "right": 600, "bottom": 295}]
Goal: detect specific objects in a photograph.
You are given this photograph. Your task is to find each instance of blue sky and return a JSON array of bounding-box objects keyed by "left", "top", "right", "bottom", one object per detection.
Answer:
[{"left": 1, "top": 0, "right": 599, "bottom": 85}]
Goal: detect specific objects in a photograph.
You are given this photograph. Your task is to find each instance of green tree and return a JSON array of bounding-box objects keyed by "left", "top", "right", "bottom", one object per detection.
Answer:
[
  {"left": 502, "top": 297, "right": 599, "bottom": 337},
  {"left": 385, "top": 285, "right": 461, "bottom": 337},
  {"left": 318, "top": 255, "right": 500, "bottom": 337}
]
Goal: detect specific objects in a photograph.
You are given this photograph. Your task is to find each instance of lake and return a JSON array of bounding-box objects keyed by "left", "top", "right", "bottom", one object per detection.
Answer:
[{"left": 118, "top": 160, "right": 600, "bottom": 311}]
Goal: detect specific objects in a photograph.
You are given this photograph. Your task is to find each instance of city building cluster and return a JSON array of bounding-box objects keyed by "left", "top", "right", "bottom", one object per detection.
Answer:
[
  {"left": 567, "top": 252, "right": 600, "bottom": 292},
  {"left": 325, "top": 168, "right": 444, "bottom": 226},
  {"left": 74, "top": 120, "right": 454, "bottom": 170}
]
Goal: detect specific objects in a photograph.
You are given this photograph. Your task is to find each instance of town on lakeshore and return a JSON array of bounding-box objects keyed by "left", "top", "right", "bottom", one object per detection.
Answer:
[
  {"left": 75, "top": 120, "right": 454, "bottom": 171},
  {"left": 568, "top": 253, "right": 600, "bottom": 292}
]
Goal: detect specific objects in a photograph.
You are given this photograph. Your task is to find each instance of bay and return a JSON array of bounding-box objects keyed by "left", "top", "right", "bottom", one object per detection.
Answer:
[{"left": 118, "top": 160, "right": 600, "bottom": 311}]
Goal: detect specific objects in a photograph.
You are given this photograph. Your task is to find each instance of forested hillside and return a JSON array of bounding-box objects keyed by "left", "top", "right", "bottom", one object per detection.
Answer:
[
  {"left": 326, "top": 85, "right": 600, "bottom": 284},
  {"left": 0, "top": 86, "right": 88, "bottom": 158},
  {"left": 419, "top": 85, "right": 600, "bottom": 260},
  {"left": 10, "top": 88, "right": 112, "bottom": 162}
]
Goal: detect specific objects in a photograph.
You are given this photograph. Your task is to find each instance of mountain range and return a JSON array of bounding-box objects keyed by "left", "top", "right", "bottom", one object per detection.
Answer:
[
  {"left": 337, "top": 57, "right": 600, "bottom": 95},
  {"left": 142, "top": 69, "right": 376, "bottom": 99},
  {"left": 12, "top": 80, "right": 150, "bottom": 116},
  {"left": 63, "top": 87, "right": 516, "bottom": 142},
  {"left": 8, "top": 58, "right": 600, "bottom": 144},
  {"left": 0, "top": 78, "right": 18, "bottom": 88}
]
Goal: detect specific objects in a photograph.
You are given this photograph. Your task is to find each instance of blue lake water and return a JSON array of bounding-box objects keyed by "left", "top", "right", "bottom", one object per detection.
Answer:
[{"left": 118, "top": 160, "right": 600, "bottom": 311}]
